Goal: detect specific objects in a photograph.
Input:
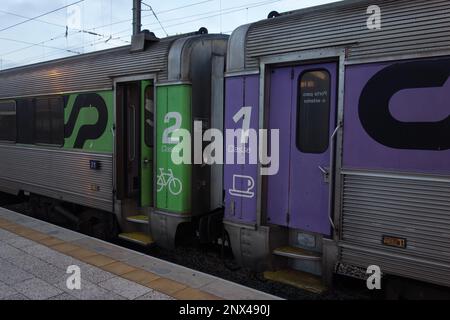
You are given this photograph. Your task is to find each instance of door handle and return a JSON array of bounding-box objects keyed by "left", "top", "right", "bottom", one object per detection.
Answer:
[
  {"left": 327, "top": 121, "right": 343, "bottom": 232},
  {"left": 143, "top": 158, "right": 150, "bottom": 165},
  {"left": 318, "top": 166, "right": 330, "bottom": 183}
]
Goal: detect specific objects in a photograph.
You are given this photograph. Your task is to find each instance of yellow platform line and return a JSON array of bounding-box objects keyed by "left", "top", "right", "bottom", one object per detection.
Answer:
[{"left": 0, "top": 217, "right": 221, "bottom": 300}]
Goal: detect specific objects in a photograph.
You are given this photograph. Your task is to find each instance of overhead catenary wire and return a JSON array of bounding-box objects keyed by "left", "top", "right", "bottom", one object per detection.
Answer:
[
  {"left": 0, "top": 28, "right": 130, "bottom": 58},
  {"left": 142, "top": 2, "right": 168, "bottom": 37},
  {"left": 0, "top": 30, "right": 128, "bottom": 57},
  {"left": 0, "top": 0, "right": 84, "bottom": 33},
  {"left": 0, "top": 33, "right": 72, "bottom": 58},
  {"left": 74, "top": 0, "right": 278, "bottom": 49},
  {"left": 0, "top": 0, "right": 284, "bottom": 69},
  {"left": 112, "top": 0, "right": 282, "bottom": 38},
  {"left": 0, "top": 9, "right": 68, "bottom": 29},
  {"left": 0, "top": 7, "right": 124, "bottom": 47},
  {"left": 0, "top": 36, "right": 82, "bottom": 54},
  {"left": 157, "top": 0, "right": 214, "bottom": 15},
  {"left": 0, "top": 0, "right": 218, "bottom": 58},
  {"left": 142, "top": 0, "right": 282, "bottom": 33},
  {"left": 88, "top": 0, "right": 281, "bottom": 47},
  {"left": 4, "top": 22, "right": 140, "bottom": 66},
  {"left": 67, "top": 0, "right": 217, "bottom": 34},
  {"left": 0, "top": 31, "right": 131, "bottom": 69},
  {"left": 2, "top": 0, "right": 276, "bottom": 62},
  {"left": 7, "top": 33, "right": 130, "bottom": 68}
]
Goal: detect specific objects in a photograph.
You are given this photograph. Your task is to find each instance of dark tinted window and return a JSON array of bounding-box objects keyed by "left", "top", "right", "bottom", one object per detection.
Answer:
[
  {"left": 144, "top": 85, "right": 154, "bottom": 147},
  {"left": 0, "top": 100, "right": 16, "bottom": 142},
  {"left": 35, "top": 97, "right": 64, "bottom": 146},
  {"left": 296, "top": 70, "right": 331, "bottom": 154},
  {"left": 16, "top": 99, "right": 35, "bottom": 144}
]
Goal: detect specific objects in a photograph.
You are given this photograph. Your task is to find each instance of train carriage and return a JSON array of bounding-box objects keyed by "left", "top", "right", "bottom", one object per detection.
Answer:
[
  {"left": 1, "top": 0, "right": 450, "bottom": 295},
  {"left": 0, "top": 29, "right": 228, "bottom": 248},
  {"left": 223, "top": 0, "right": 450, "bottom": 290}
]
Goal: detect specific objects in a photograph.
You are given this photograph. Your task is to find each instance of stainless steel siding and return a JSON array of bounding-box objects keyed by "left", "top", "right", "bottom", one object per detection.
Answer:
[
  {"left": 245, "top": 0, "right": 450, "bottom": 68},
  {"left": 0, "top": 145, "right": 113, "bottom": 212},
  {"left": 340, "top": 172, "right": 450, "bottom": 287},
  {"left": 0, "top": 40, "right": 172, "bottom": 99}
]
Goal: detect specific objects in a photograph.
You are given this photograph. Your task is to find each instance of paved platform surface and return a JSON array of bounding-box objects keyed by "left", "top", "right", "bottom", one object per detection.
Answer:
[{"left": 0, "top": 207, "right": 280, "bottom": 300}]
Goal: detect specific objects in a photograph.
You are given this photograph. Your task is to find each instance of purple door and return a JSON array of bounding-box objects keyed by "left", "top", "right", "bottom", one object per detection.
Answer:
[{"left": 266, "top": 63, "right": 337, "bottom": 235}]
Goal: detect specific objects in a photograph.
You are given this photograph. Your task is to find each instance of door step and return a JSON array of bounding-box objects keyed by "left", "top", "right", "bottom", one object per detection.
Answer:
[
  {"left": 264, "top": 269, "right": 326, "bottom": 294},
  {"left": 273, "top": 246, "right": 321, "bottom": 261},
  {"left": 118, "top": 232, "right": 154, "bottom": 246},
  {"left": 126, "top": 215, "right": 149, "bottom": 224}
]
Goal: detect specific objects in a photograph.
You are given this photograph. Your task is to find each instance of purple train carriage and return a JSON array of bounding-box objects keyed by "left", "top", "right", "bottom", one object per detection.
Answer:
[{"left": 223, "top": 0, "right": 450, "bottom": 292}]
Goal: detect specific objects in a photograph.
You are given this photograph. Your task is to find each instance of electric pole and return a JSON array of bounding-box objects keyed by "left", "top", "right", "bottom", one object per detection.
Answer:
[{"left": 132, "top": 0, "right": 141, "bottom": 35}]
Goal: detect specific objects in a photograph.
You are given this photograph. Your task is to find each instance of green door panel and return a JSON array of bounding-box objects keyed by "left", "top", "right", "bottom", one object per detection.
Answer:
[
  {"left": 156, "top": 84, "right": 192, "bottom": 214},
  {"left": 141, "top": 80, "right": 154, "bottom": 207}
]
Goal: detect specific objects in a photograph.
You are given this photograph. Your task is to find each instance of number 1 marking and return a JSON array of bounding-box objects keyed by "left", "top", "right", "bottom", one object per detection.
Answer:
[{"left": 233, "top": 106, "right": 252, "bottom": 143}]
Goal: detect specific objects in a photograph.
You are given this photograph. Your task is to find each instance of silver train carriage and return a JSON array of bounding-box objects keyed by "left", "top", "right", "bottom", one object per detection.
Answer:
[{"left": 0, "top": 29, "right": 228, "bottom": 249}]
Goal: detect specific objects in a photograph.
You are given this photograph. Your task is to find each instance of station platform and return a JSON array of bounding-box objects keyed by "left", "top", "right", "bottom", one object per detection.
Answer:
[{"left": 0, "top": 207, "right": 280, "bottom": 300}]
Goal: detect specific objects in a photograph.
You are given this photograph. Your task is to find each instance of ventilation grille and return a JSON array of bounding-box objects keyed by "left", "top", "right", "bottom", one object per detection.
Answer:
[{"left": 340, "top": 171, "right": 450, "bottom": 287}]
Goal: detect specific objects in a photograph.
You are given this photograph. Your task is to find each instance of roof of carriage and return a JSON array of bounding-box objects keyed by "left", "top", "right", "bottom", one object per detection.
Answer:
[
  {"left": 0, "top": 30, "right": 227, "bottom": 99},
  {"left": 227, "top": 0, "right": 450, "bottom": 72}
]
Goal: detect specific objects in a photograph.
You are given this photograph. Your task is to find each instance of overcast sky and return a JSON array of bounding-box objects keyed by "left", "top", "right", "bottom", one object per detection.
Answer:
[{"left": 0, "top": 0, "right": 338, "bottom": 70}]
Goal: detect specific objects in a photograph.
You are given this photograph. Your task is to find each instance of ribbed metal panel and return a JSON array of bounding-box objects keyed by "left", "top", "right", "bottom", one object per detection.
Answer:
[
  {"left": 0, "top": 145, "right": 113, "bottom": 212},
  {"left": 0, "top": 39, "right": 173, "bottom": 99},
  {"left": 245, "top": 0, "right": 450, "bottom": 68},
  {"left": 340, "top": 171, "right": 450, "bottom": 287}
]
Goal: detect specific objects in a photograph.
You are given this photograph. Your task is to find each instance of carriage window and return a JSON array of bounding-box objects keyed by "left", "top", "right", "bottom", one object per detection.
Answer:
[
  {"left": 35, "top": 97, "right": 64, "bottom": 146},
  {"left": 0, "top": 100, "right": 17, "bottom": 142},
  {"left": 144, "top": 84, "right": 154, "bottom": 147},
  {"left": 296, "top": 70, "right": 331, "bottom": 154},
  {"left": 16, "top": 99, "right": 35, "bottom": 145}
]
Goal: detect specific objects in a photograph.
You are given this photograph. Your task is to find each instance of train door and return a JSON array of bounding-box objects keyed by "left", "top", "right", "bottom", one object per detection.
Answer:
[
  {"left": 141, "top": 80, "right": 154, "bottom": 207},
  {"left": 266, "top": 62, "right": 337, "bottom": 235},
  {"left": 116, "top": 80, "right": 154, "bottom": 208}
]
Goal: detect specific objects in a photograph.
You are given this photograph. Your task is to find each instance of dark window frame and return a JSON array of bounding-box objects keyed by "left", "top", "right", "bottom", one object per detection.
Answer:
[
  {"left": 0, "top": 100, "right": 17, "bottom": 143},
  {"left": 296, "top": 68, "right": 332, "bottom": 154},
  {"left": 16, "top": 98, "right": 35, "bottom": 145},
  {"left": 34, "top": 96, "right": 65, "bottom": 147}
]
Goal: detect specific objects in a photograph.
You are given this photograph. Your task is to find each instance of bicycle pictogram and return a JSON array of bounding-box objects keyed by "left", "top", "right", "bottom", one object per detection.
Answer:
[{"left": 157, "top": 168, "right": 183, "bottom": 196}]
